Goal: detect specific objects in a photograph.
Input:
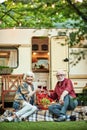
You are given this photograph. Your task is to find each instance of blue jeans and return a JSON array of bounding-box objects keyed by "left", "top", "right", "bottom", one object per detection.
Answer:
[{"left": 48, "top": 95, "right": 78, "bottom": 117}]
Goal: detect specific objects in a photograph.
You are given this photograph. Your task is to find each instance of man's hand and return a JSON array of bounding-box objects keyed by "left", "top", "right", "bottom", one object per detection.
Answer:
[
  {"left": 59, "top": 90, "right": 69, "bottom": 105},
  {"left": 59, "top": 98, "right": 64, "bottom": 105}
]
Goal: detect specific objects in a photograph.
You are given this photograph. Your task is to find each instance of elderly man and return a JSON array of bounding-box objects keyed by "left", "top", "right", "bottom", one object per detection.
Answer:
[{"left": 48, "top": 70, "right": 78, "bottom": 121}]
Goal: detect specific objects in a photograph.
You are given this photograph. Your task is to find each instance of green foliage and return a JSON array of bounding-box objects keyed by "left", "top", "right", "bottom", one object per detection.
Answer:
[
  {"left": 0, "top": 66, "right": 13, "bottom": 74},
  {"left": 69, "top": 48, "right": 87, "bottom": 66},
  {"left": 0, "top": 0, "right": 87, "bottom": 29},
  {"left": 77, "top": 87, "right": 87, "bottom": 106},
  {"left": 0, "top": 0, "right": 87, "bottom": 46},
  {"left": 0, "top": 66, "right": 9, "bottom": 68}
]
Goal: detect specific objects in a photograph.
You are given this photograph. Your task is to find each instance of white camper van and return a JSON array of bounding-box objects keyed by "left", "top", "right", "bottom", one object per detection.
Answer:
[{"left": 0, "top": 29, "right": 87, "bottom": 104}]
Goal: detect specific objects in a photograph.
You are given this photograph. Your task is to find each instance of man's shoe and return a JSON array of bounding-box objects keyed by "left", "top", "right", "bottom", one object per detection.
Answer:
[
  {"left": 58, "top": 115, "right": 66, "bottom": 122},
  {"left": 54, "top": 115, "right": 66, "bottom": 122},
  {"left": 70, "top": 115, "right": 76, "bottom": 121},
  {"left": 5, "top": 116, "right": 13, "bottom": 122},
  {"left": 14, "top": 117, "right": 21, "bottom": 122}
]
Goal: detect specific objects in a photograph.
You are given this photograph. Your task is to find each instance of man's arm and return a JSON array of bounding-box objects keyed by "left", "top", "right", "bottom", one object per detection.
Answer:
[{"left": 59, "top": 90, "right": 69, "bottom": 105}]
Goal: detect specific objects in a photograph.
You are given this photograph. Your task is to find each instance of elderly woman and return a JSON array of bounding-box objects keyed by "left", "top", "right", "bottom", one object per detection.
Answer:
[
  {"left": 5, "top": 71, "right": 39, "bottom": 122},
  {"left": 48, "top": 70, "right": 78, "bottom": 122}
]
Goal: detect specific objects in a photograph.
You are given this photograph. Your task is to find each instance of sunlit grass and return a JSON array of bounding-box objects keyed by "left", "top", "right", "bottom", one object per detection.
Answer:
[{"left": 0, "top": 121, "right": 87, "bottom": 130}]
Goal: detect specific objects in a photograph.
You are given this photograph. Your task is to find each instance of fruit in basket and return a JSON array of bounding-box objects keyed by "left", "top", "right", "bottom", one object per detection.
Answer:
[
  {"left": 40, "top": 97, "right": 51, "bottom": 105},
  {"left": 36, "top": 92, "right": 54, "bottom": 109}
]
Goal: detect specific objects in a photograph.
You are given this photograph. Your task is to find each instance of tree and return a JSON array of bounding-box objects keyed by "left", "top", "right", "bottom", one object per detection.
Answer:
[{"left": 0, "top": 0, "right": 87, "bottom": 46}]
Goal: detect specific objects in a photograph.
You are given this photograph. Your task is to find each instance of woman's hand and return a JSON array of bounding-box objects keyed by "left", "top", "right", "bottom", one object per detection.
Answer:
[{"left": 35, "top": 88, "right": 41, "bottom": 93}]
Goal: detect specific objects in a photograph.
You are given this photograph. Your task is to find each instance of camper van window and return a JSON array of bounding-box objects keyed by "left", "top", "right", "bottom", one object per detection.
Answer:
[
  {"left": 0, "top": 47, "right": 18, "bottom": 68},
  {"left": 41, "top": 44, "right": 48, "bottom": 51},
  {"left": 32, "top": 44, "right": 39, "bottom": 51}
]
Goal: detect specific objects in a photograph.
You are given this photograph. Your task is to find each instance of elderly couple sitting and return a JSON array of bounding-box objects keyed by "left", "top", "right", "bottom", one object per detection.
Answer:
[{"left": 5, "top": 70, "right": 78, "bottom": 122}]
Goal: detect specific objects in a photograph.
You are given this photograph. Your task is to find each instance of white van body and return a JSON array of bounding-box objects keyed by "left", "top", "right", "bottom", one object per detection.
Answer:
[{"left": 0, "top": 29, "right": 87, "bottom": 100}]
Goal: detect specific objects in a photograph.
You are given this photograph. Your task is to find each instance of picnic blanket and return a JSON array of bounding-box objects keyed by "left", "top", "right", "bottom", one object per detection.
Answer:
[
  {"left": 0, "top": 106, "right": 87, "bottom": 122},
  {"left": 28, "top": 110, "right": 54, "bottom": 122},
  {"left": 28, "top": 106, "right": 87, "bottom": 122}
]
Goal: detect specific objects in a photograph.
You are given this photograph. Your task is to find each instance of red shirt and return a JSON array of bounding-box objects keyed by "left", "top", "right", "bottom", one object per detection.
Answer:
[{"left": 50, "top": 78, "right": 76, "bottom": 100}]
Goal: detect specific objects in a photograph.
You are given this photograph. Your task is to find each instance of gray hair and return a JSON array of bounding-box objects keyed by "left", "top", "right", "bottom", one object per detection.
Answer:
[
  {"left": 24, "top": 71, "right": 35, "bottom": 79},
  {"left": 56, "top": 69, "right": 66, "bottom": 76}
]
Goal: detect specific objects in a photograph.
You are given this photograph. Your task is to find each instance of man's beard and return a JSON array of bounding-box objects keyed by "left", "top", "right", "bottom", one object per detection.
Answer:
[{"left": 58, "top": 77, "right": 65, "bottom": 82}]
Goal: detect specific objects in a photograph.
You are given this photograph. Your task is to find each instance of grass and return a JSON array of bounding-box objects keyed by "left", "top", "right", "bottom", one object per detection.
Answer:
[{"left": 0, "top": 121, "right": 87, "bottom": 130}]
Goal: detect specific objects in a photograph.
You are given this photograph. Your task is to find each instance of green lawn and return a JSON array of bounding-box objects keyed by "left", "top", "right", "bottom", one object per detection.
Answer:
[{"left": 0, "top": 121, "right": 87, "bottom": 130}]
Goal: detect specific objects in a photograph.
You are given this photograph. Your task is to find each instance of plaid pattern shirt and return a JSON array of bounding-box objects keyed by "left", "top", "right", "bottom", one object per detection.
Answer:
[{"left": 14, "top": 82, "right": 35, "bottom": 107}]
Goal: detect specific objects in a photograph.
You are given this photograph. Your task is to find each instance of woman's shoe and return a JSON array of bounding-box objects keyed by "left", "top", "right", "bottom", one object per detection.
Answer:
[{"left": 5, "top": 116, "right": 13, "bottom": 122}]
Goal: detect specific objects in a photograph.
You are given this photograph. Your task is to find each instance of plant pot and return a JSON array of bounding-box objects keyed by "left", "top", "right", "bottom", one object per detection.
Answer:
[{"left": 0, "top": 68, "right": 13, "bottom": 75}]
